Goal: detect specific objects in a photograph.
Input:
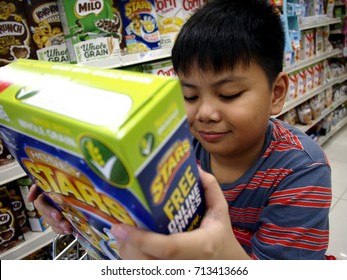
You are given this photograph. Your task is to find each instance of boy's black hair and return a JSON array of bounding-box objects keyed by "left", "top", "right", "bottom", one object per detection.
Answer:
[{"left": 171, "top": 0, "right": 285, "bottom": 85}]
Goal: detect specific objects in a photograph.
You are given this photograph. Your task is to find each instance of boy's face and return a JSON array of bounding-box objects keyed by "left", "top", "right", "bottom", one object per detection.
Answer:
[{"left": 178, "top": 62, "right": 286, "bottom": 160}]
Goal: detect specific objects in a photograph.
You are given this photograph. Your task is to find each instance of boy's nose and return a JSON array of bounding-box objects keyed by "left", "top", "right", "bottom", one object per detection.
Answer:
[{"left": 196, "top": 101, "right": 221, "bottom": 122}]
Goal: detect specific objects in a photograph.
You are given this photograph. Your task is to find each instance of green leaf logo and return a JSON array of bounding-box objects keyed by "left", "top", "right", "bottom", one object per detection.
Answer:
[
  {"left": 140, "top": 133, "right": 154, "bottom": 156},
  {"left": 80, "top": 137, "right": 129, "bottom": 186}
]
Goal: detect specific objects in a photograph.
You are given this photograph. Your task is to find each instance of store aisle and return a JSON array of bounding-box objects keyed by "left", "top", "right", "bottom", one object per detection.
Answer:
[{"left": 322, "top": 124, "right": 347, "bottom": 260}]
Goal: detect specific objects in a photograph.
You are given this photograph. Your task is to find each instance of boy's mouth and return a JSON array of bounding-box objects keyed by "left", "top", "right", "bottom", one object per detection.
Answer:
[{"left": 198, "top": 130, "right": 227, "bottom": 142}]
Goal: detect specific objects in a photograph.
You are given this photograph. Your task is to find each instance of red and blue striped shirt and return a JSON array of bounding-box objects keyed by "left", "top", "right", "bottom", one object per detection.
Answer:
[{"left": 195, "top": 119, "right": 332, "bottom": 259}]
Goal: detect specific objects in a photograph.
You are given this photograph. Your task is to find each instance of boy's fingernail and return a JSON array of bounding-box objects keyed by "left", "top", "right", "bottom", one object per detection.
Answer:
[
  {"left": 50, "top": 211, "right": 59, "bottom": 220},
  {"left": 112, "top": 225, "right": 129, "bottom": 241}
]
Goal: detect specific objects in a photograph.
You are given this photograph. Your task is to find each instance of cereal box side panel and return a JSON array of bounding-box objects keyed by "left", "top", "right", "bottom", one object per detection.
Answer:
[
  {"left": 120, "top": 81, "right": 205, "bottom": 234},
  {"left": 57, "top": 0, "right": 121, "bottom": 64},
  {"left": 120, "top": 0, "right": 161, "bottom": 54},
  {"left": 23, "top": 0, "right": 70, "bottom": 63},
  {"left": 0, "top": 0, "right": 37, "bottom": 66}
]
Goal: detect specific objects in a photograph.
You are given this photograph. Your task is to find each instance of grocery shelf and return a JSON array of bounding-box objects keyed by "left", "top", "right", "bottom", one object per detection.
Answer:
[
  {"left": 0, "top": 228, "right": 57, "bottom": 260},
  {"left": 284, "top": 49, "right": 342, "bottom": 74},
  {"left": 299, "top": 16, "right": 341, "bottom": 31},
  {"left": 78, "top": 47, "right": 172, "bottom": 69},
  {"left": 0, "top": 161, "right": 27, "bottom": 185},
  {"left": 319, "top": 117, "right": 347, "bottom": 146},
  {"left": 279, "top": 73, "right": 347, "bottom": 116},
  {"left": 294, "top": 95, "right": 347, "bottom": 132}
]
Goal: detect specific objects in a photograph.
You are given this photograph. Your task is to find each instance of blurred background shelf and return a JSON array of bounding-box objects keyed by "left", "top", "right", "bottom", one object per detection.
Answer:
[
  {"left": 0, "top": 161, "right": 27, "bottom": 185},
  {"left": 0, "top": 228, "right": 57, "bottom": 260}
]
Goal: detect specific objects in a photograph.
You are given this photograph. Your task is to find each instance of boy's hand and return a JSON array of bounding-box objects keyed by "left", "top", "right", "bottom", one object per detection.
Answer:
[
  {"left": 27, "top": 185, "right": 73, "bottom": 235},
  {"left": 110, "top": 168, "right": 251, "bottom": 260}
]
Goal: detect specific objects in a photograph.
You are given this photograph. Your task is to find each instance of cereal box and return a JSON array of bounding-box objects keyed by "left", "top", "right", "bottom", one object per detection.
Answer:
[
  {"left": 111, "top": 0, "right": 127, "bottom": 55},
  {"left": 142, "top": 58, "right": 176, "bottom": 77},
  {"left": 182, "top": 0, "right": 205, "bottom": 20},
  {"left": 120, "top": 0, "right": 161, "bottom": 54},
  {"left": 23, "top": 0, "right": 70, "bottom": 63},
  {"left": 0, "top": 185, "right": 25, "bottom": 254},
  {"left": 57, "top": 0, "right": 121, "bottom": 65},
  {"left": 0, "top": 0, "right": 37, "bottom": 66},
  {"left": 154, "top": 0, "right": 185, "bottom": 49},
  {"left": 0, "top": 59, "right": 205, "bottom": 259},
  {"left": 16, "top": 176, "right": 48, "bottom": 232}
]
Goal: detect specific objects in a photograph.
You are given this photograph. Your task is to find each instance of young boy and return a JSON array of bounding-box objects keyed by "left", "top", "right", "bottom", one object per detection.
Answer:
[{"left": 28, "top": 0, "right": 332, "bottom": 259}]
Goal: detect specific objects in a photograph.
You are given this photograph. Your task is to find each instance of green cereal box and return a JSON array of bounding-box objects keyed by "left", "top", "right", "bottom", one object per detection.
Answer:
[
  {"left": 0, "top": 59, "right": 205, "bottom": 259},
  {"left": 23, "top": 0, "right": 70, "bottom": 63},
  {"left": 57, "top": 0, "right": 121, "bottom": 65}
]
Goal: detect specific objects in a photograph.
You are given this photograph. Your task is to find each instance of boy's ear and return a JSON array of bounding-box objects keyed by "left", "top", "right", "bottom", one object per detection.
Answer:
[{"left": 271, "top": 72, "right": 288, "bottom": 115}]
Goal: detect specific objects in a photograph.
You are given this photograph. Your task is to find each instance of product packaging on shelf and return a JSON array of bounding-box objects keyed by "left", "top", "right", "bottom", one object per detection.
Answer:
[
  {"left": 5, "top": 181, "right": 31, "bottom": 234},
  {"left": 142, "top": 58, "right": 176, "bottom": 77},
  {"left": 0, "top": 138, "right": 14, "bottom": 167},
  {"left": 23, "top": 0, "right": 70, "bottom": 63},
  {"left": 0, "top": 0, "right": 38, "bottom": 66},
  {"left": 16, "top": 177, "right": 48, "bottom": 232},
  {"left": 0, "top": 59, "right": 205, "bottom": 259},
  {"left": 119, "top": 0, "right": 161, "bottom": 54},
  {"left": 154, "top": 0, "right": 185, "bottom": 49},
  {"left": 0, "top": 185, "right": 25, "bottom": 254},
  {"left": 56, "top": 0, "right": 122, "bottom": 64}
]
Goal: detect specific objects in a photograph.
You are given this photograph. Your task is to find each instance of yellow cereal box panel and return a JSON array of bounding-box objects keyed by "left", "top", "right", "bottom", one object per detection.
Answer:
[{"left": 0, "top": 59, "right": 205, "bottom": 259}]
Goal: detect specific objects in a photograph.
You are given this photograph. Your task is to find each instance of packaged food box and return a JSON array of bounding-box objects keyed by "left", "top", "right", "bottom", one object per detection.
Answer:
[
  {"left": 0, "top": 59, "right": 205, "bottom": 259},
  {"left": 23, "top": 0, "right": 70, "bottom": 63},
  {"left": 0, "top": 185, "right": 25, "bottom": 254},
  {"left": 6, "top": 181, "right": 31, "bottom": 234},
  {"left": 0, "top": 138, "right": 14, "bottom": 167},
  {"left": 0, "top": 0, "right": 37, "bottom": 66},
  {"left": 16, "top": 176, "right": 48, "bottom": 232},
  {"left": 120, "top": 0, "right": 161, "bottom": 54},
  {"left": 155, "top": 0, "right": 185, "bottom": 49},
  {"left": 56, "top": 0, "right": 121, "bottom": 65},
  {"left": 142, "top": 58, "right": 176, "bottom": 77}
]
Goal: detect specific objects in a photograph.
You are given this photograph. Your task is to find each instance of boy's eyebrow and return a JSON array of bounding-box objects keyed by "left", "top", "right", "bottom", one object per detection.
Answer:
[{"left": 180, "top": 76, "right": 246, "bottom": 88}]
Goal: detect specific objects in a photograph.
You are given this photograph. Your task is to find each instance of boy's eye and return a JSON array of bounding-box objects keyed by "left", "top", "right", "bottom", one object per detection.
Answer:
[
  {"left": 183, "top": 95, "right": 198, "bottom": 102},
  {"left": 220, "top": 92, "right": 242, "bottom": 100}
]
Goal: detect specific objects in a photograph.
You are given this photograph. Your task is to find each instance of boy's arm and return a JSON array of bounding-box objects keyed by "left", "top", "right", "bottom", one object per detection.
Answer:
[
  {"left": 111, "top": 168, "right": 251, "bottom": 260},
  {"left": 251, "top": 163, "right": 331, "bottom": 260}
]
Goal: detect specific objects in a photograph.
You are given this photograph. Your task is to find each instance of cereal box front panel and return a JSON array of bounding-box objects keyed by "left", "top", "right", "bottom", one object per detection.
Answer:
[
  {"left": 120, "top": 0, "right": 161, "bottom": 54},
  {"left": 155, "top": 0, "right": 185, "bottom": 48},
  {"left": 23, "top": 0, "right": 70, "bottom": 63},
  {"left": 57, "top": 0, "right": 121, "bottom": 64},
  {"left": 0, "top": 0, "right": 37, "bottom": 66}
]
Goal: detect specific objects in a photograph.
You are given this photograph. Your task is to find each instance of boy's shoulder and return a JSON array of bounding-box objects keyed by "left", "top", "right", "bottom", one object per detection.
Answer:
[{"left": 267, "top": 118, "right": 328, "bottom": 166}]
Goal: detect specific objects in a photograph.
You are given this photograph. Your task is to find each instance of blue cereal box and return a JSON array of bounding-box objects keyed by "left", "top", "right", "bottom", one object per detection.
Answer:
[{"left": 120, "top": 0, "right": 161, "bottom": 54}]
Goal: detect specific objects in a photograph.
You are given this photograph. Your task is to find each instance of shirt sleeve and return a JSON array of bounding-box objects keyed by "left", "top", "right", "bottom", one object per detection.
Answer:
[{"left": 251, "top": 162, "right": 332, "bottom": 260}]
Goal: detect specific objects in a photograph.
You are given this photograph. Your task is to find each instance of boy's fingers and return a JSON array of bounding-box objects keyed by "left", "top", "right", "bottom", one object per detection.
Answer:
[
  {"left": 27, "top": 184, "right": 41, "bottom": 202},
  {"left": 112, "top": 224, "right": 207, "bottom": 259}
]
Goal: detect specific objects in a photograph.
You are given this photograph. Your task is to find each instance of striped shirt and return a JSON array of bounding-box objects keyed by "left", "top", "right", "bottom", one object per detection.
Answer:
[{"left": 195, "top": 119, "right": 332, "bottom": 259}]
